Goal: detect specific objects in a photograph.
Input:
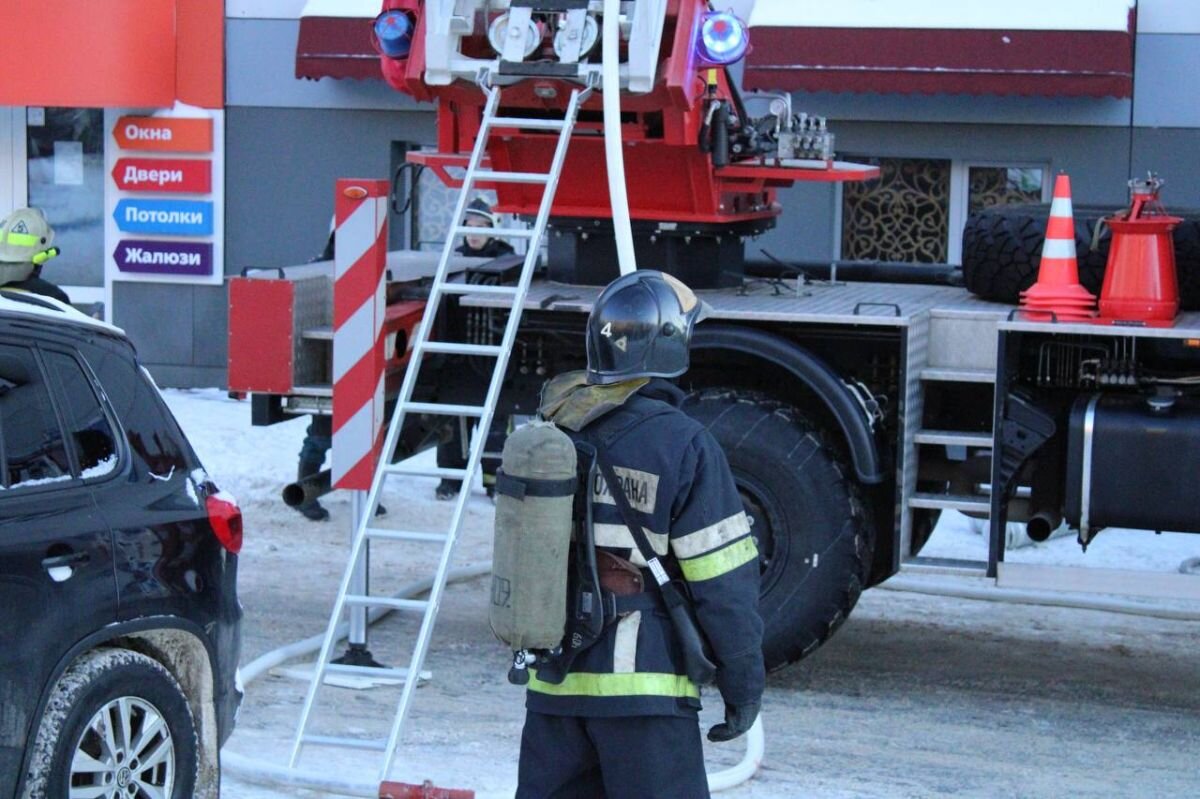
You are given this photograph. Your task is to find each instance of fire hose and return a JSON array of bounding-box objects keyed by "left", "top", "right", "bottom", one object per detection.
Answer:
[{"left": 224, "top": 565, "right": 765, "bottom": 796}]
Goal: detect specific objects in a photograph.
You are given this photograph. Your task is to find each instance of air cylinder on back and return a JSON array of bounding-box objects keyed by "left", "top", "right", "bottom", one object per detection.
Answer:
[{"left": 489, "top": 421, "right": 577, "bottom": 653}]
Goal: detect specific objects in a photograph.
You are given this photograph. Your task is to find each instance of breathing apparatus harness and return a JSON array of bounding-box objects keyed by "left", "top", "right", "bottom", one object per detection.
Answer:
[{"left": 518, "top": 425, "right": 717, "bottom": 688}]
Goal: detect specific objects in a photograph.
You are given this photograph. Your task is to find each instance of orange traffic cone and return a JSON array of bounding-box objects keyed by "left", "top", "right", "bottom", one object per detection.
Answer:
[{"left": 1019, "top": 174, "right": 1097, "bottom": 322}]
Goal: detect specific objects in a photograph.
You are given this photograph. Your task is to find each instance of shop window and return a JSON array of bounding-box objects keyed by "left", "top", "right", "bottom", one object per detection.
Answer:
[
  {"left": 26, "top": 108, "right": 105, "bottom": 289},
  {"left": 841, "top": 158, "right": 1048, "bottom": 265},
  {"left": 841, "top": 157, "right": 951, "bottom": 264},
  {"left": 967, "top": 166, "right": 1045, "bottom": 212}
]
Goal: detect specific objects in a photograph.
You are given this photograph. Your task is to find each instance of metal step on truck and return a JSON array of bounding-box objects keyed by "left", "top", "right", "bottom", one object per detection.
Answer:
[{"left": 228, "top": 0, "right": 1200, "bottom": 673}]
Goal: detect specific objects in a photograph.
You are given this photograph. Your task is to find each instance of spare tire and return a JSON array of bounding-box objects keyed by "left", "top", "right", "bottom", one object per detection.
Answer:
[{"left": 963, "top": 204, "right": 1200, "bottom": 311}]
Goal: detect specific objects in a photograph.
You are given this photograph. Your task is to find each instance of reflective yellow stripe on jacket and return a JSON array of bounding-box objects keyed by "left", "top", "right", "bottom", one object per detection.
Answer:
[
  {"left": 678, "top": 535, "right": 758, "bottom": 582},
  {"left": 527, "top": 670, "right": 699, "bottom": 700}
]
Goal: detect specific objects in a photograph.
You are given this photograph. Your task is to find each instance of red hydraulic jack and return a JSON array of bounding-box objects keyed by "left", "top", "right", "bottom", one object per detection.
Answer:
[
  {"left": 1093, "top": 174, "right": 1182, "bottom": 327},
  {"left": 379, "top": 781, "right": 475, "bottom": 799}
]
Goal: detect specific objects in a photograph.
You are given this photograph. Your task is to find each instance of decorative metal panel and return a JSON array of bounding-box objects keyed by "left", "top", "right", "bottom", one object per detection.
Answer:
[{"left": 841, "top": 157, "right": 950, "bottom": 264}]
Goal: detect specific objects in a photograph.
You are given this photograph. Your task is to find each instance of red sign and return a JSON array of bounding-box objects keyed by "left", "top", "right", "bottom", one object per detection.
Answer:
[
  {"left": 111, "top": 158, "right": 211, "bottom": 194},
  {"left": 113, "top": 116, "right": 213, "bottom": 153}
]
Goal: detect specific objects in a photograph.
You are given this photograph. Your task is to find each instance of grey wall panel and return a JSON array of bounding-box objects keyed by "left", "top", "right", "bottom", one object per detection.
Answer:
[
  {"left": 1132, "top": 129, "right": 1200, "bottom": 208},
  {"left": 193, "top": 285, "right": 230, "bottom": 368},
  {"left": 781, "top": 91, "right": 1132, "bottom": 129},
  {"left": 834, "top": 122, "right": 1136, "bottom": 206},
  {"left": 1133, "top": 35, "right": 1200, "bottom": 128},
  {"left": 114, "top": 283, "right": 195, "bottom": 365},
  {"left": 226, "top": 18, "right": 431, "bottom": 111},
  {"left": 225, "top": 107, "right": 435, "bottom": 272},
  {"left": 749, "top": 183, "right": 838, "bottom": 264},
  {"left": 141, "top": 365, "right": 227, "bottom": 390}
]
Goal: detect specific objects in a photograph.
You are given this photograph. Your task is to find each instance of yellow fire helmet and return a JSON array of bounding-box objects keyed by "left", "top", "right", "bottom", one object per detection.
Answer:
[{"left": 0, "top": 208, "right": 57, "bottom": 265}]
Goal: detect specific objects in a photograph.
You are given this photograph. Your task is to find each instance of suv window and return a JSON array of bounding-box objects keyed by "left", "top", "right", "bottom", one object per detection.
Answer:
[
  {"left": 83, "top": 341, "right": 195, "bottom": 479},
  {"left": 0, "top": 343, "right": 72, "bottom": 489},
  {"left": 43, "top": 350, "right": 118, "bottom": 478}
]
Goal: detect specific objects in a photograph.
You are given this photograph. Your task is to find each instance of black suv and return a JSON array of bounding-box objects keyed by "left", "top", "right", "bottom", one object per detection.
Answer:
[{"left": 0, "top": 291, "right": 242, "bottom": 798}]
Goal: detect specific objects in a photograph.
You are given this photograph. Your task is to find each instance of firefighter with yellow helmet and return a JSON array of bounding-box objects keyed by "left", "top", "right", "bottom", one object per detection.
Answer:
[{"left": 0, "top": 208, "right": 69, "bottom": 303}]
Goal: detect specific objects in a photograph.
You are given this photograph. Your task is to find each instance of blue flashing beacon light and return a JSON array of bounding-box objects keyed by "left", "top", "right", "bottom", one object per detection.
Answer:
[
  {"left": 697, "top": 11, "right": 749, "bottom": 65},
  {"left": 375, "top": 10, "right": 415, "bottom": 59}
]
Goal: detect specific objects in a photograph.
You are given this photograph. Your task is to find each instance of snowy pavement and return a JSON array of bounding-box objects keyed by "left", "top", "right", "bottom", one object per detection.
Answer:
[{"left": 161, "top": 389, "right": 1200, "bottom": 798}]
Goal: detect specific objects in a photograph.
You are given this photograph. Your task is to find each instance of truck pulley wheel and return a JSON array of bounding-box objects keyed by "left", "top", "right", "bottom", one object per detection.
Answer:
[{"left": 684, "top": 389, "right": 875, "bottom": 671}]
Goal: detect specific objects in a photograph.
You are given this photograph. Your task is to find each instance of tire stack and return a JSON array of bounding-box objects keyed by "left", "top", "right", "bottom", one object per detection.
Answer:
[{"left": 962, "top": 204, "right": 1200, "bottom": 311}]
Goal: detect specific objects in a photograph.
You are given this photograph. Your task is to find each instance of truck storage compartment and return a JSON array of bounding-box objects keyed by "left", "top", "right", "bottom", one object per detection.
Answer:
[{"left": 1066, "top": 392, "right": 1200, "bottom": 534}]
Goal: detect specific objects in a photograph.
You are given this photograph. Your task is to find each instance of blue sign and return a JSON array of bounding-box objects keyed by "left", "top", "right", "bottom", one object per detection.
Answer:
[{"left": 113, "top": 199, "right": 213, "bottom": 236}]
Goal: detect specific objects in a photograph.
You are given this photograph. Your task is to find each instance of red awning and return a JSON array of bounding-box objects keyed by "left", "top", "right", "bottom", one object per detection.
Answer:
[
  {"left": 0, "top": 0, "right": 224, "bottom": 109},
  {"left": 744, "top": 1, "right": 1137, "bottom": 99},
  {"left": 296, "top": 0, "right": 381, "bottom": 81}
]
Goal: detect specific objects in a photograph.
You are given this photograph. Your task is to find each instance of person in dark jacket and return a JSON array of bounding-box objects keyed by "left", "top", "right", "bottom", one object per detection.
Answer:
[
  {"left": 436, "top": 198, "right": 516, "bottom": 500},
  {"left": 516, "top": 270, "right": 765, "bottom": 799}
]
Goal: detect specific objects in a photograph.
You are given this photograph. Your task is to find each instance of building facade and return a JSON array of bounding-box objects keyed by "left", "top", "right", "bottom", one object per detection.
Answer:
[{"left": 1, "top": 0, "right": 1197, "bottom": 386}]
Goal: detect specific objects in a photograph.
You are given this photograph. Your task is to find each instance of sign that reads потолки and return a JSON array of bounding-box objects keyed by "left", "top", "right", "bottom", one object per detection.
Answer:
[{"left": 114, "top": 199, "right": 214, "bottom": 236}]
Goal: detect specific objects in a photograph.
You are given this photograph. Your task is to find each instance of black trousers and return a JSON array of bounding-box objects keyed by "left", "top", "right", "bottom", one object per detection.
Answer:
[{"left": 515, "top": 712, "right": 710, "bottom": 799}]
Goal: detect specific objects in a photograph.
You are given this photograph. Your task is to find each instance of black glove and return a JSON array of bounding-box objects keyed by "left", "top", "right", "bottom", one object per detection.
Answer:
[{"left": 707, "top": 699, "right": 761, "bottom": 742}]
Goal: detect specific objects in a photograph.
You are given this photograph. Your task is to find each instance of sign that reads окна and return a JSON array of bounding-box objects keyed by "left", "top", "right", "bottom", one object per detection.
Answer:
[
  {"left": 112, "top": 158, "right": 211, "bottom": 194},
  {"left": 114, "top": 240, "right": 213, "bottom": 277},
  {"left": 113, "top": 116, "right": 213, "bottom": 153},
  {"left": 114, "top": 199, "right": 214, "bottom": 236}
]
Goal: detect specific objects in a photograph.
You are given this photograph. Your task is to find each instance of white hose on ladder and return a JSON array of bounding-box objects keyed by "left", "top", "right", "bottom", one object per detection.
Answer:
[
  {"left": 602, "top": 0, "right": 637, "bottom": 276},
  {"left": 223, "top": 564, "right": 764, "bottom": 794}
]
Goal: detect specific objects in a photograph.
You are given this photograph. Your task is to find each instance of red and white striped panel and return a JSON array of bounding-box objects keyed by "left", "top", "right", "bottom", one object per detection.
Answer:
[{"left": 332, "top": 179, "right": 389, "bottom": 490}]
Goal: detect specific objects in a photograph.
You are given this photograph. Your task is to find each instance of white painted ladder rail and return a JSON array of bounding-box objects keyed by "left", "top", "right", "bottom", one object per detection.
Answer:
[{"left": 289, "top": 81, "right": 592, "bottom": 783}]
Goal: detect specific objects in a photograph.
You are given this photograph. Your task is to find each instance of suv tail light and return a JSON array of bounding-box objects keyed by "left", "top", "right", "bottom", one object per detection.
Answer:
[{"left": 206, "top": 491, "right": 243, "bottom": 554}]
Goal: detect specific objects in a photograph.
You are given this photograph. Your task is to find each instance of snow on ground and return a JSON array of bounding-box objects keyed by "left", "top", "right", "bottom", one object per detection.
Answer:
[{"left": 162, "top": 389, "right": 1200, "bottom": 798}]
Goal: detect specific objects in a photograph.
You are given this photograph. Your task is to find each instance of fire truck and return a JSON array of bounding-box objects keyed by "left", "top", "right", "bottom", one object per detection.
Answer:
[{"left": 229, "top": 0, "right": 1200, "bottom": 672}]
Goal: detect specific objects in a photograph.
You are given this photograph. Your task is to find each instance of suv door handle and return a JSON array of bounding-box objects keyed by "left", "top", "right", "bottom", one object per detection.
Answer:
[{"left": 42, "top": 550, "right": 90, "bottom": 582}]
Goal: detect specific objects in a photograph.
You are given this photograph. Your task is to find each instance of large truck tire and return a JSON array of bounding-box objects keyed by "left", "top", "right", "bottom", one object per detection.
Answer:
[
  {"left": 683, "top": 389, "right": 874, "bottom": 671},
  {"left": 963, "top": 204, "right": 1200, "bottom": 311}
]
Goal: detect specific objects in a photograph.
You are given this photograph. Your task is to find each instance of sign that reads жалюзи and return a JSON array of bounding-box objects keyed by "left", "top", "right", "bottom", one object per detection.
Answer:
[
  {"left": 113, "top": 240, "right": 213, "bottom": 277},
  {"left": 114, "top": 199, "right": 213, "bottom": 236}
]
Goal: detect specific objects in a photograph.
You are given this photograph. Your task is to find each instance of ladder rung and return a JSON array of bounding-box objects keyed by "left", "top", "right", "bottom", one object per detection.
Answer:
[
  {"left": 914, "top": 429, "right": 994, "bottom": 448},
  {"left": 909, "top": 492, "right": 991, "bottom": 514},
  {"left": 471, "top": 170, "right": 550, "bottom": 185},
  {"left": 324, "top": 663, "right": 418, "bottom": 682},
  {"left": 302, "top": 734, "right": 388, "bottom": 752},
  {"left": 404, "top": 402, "right": 486, "bottom": 417},
  {"left": 438, "top": 283, "right": 519, "bottom": 296},
  {"left": 385, "top": 464, "right": 469, "bottom": 480},
  {"left": 420, "top": 341, "right": 504, "bottom": 356},
  {"left": 344, "top": 594, "right": 430, "bottom": 612},
  {"left": 365, "top": 527, "right": 449, "bottom": 544},
  {"left": 452, "top": 225, "right": 535, "bottom": 239},
  {"left": 486, "top": 117, "right": 566, "bottom": 131}
]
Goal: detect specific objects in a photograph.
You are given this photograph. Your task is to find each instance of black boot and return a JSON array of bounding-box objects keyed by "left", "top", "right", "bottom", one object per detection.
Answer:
[{"left": 295, "top": 460, "right": 330, "bottom": 522}]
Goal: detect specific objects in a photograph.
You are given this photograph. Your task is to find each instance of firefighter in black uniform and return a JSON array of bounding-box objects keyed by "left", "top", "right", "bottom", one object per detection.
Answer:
[{"left": 516, "top": 270, "right": 765, "bottom": 798}]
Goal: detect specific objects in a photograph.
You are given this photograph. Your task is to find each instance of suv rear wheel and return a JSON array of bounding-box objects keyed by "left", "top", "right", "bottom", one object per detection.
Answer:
[{"left": 22, "top": 649, "right": 198, "bottom": 799}]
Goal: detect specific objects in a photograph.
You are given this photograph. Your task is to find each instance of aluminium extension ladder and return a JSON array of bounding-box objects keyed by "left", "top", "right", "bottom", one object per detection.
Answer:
[{"left": 290, "top": 79, "right": 593, "bottom": 782}]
